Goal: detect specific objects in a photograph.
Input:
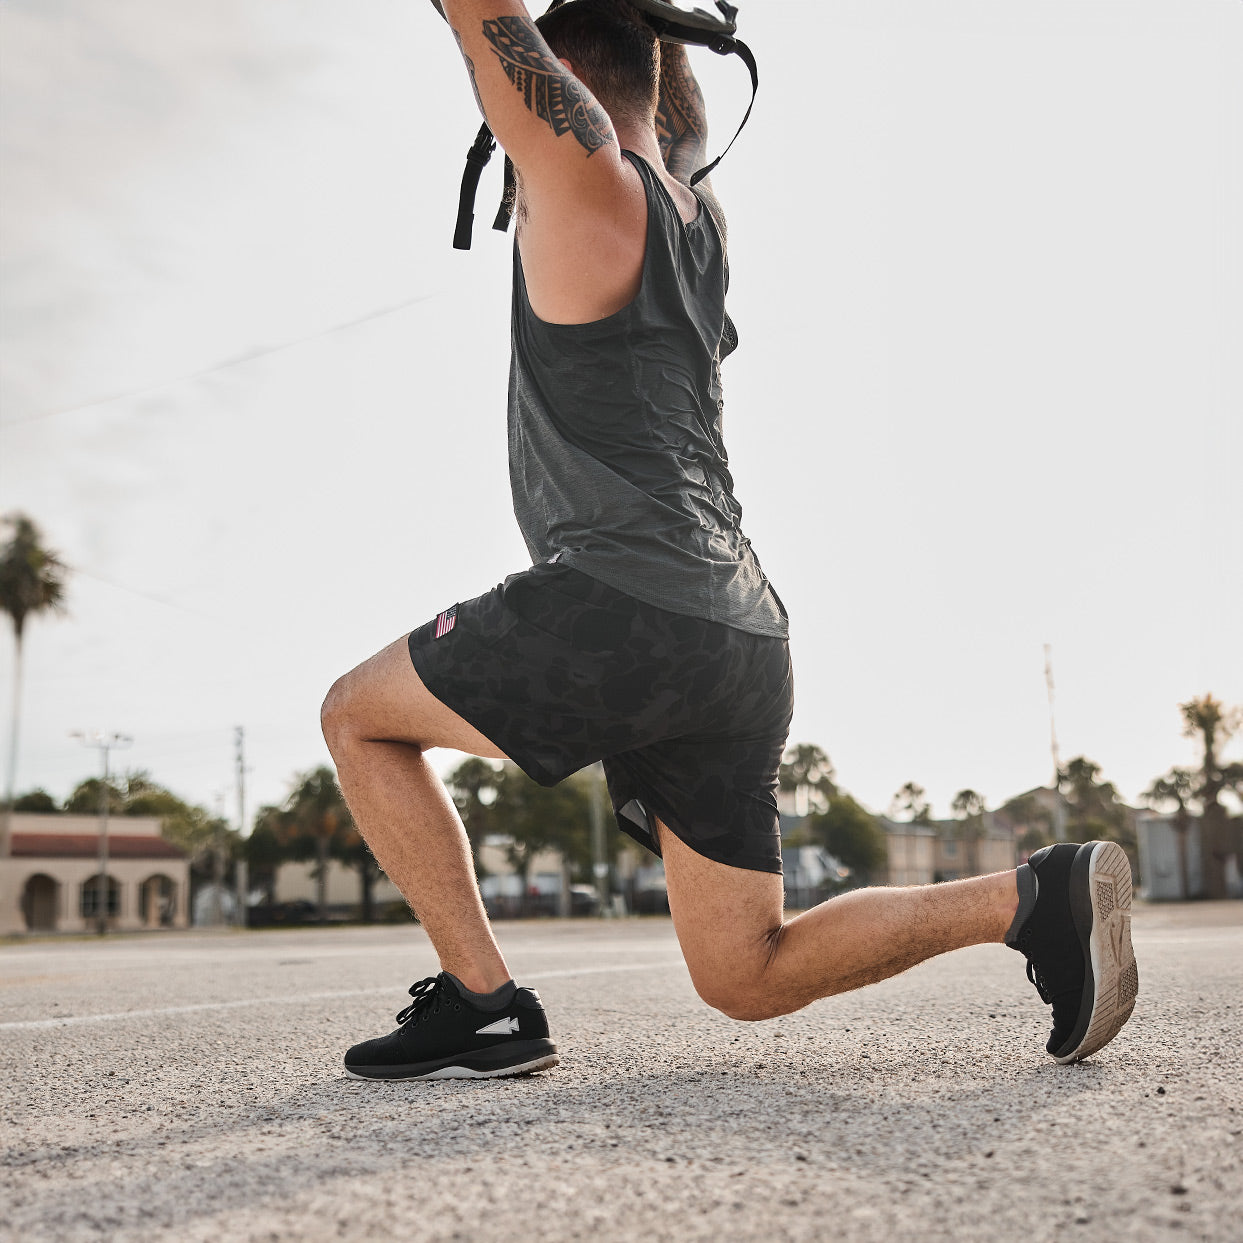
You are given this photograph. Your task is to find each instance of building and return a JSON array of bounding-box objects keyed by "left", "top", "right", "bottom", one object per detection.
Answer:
[
  {"left": 1136, "top": 812, "right": 1204, "bottom": 901},
  {"left": 878, "top": 817, "right": 938, "bottom": 886},
  {"left": 0, "top": 812, "right": 190, "bottom": 934},
  {"left": 931, "top": 815, "right": 1017, "bottom": 881}
]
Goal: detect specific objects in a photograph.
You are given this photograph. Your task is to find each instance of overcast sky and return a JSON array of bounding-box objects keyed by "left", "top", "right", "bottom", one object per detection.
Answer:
[{"left": 2, "top": 0, "right": 1239, "bottom": 831}]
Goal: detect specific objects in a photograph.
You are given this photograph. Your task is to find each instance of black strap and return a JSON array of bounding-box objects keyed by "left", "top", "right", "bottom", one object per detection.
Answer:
[
  {"left": 494, "top": 157, "right": 516, "bottom": 233},
  {"left": 451, "top": 18, "right": 759, "bottom": 245},
  {"left": 690, "top": 36, "right": 758, "bottom": 187},
  {"left": 453, "top": 124, "right": 498, "bottom": 251}
]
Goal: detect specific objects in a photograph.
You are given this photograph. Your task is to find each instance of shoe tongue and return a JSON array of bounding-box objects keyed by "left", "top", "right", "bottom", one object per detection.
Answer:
[{"left": 443, "top": 972, "right": 518, "bottom": 1010}]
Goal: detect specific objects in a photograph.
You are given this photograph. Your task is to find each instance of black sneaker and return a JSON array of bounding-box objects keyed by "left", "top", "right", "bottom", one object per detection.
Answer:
[
  {"left": 344, "top": 973, "right": 559, "bottom": 1080},
  {"left": 1007, "top": 840, "right": 1139, "bottom": 1064}
]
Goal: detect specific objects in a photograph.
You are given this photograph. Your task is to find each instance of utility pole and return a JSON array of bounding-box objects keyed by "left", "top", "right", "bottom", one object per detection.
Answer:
[
  {"left": 1043, "top": 644, "right": 1061, "bottom": 786},
  {"left": 212, "top": 790, "right": 227, "bottom": 926},
  {"left": 589, "top": 761, "right": 610, "bottom": 915},
  {"left": 73, "top": 731, "right": 131, "bottom": 934},
  {"left": 1043, "top": 645, "right": 1068, "bottom": 842},
  {"left": 234, "top": 726, "right": 248, "bottom": 927}
]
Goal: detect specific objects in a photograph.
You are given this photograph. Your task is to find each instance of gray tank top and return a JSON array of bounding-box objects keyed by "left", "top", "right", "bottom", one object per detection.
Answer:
[{"left": 508, "top": 150, "right": 787, "bottom": 639}]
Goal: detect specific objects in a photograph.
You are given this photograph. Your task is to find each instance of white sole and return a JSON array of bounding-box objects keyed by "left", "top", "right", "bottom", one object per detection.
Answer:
[
  {"left": 345, "top": 1053, "right": 560, "bottom": 1082},
  {"left": 1055, "top": 841, "right": 1139, "bottom": 1064}
]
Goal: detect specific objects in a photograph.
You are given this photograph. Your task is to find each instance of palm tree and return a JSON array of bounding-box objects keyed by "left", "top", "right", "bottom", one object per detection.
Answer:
[
  {"left": 1180, "top": 695, "right": 1241, "bottom": 899},
  {"left": 950, "top": 788, "right": 986, "bottom": 875},
  {"left": 890, "top": 781, "right": 931, "bottom": 824},
  {"left": 1144, "top": 767, "right": 1196, "bottom": 900},
  {"left": 285, "top": 766, "right": 353, "bottom": 920},
  {"left": 778, "top": 743, "right": 837, "bottom": 816},
  {"left": 0, "top": 514, "right": 68, "bottom": 854}
]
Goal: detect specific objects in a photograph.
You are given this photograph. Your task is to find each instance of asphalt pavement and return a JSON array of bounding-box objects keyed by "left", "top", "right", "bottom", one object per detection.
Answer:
[{"left": 2, "top": 901, "right": 1240, "bottom": 1243}]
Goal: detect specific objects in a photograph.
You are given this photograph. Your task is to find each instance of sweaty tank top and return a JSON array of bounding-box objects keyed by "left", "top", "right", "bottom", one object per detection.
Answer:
[{"left": 507, "top": 150, "right": 787, "bottom": 639}]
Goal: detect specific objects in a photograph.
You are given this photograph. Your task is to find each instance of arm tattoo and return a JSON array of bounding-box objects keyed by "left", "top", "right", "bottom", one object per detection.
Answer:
[
  {"left": 655, "top": 52, "right": 708, "bottom": 184},
  {"left": 481, "top": 17, "right": 614, "bottom": 156},
  {"left": 453, "top": 31, "right": 486, "bottom": 117}
]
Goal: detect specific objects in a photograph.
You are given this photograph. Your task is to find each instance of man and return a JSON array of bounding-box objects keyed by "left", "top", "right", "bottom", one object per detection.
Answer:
[{"left": 322, "top": 0, "right": 1139, "bottom": 1080}]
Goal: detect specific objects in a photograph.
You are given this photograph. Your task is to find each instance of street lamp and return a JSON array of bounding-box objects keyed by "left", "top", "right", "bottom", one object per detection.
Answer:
[{"left": 72, "top": 731, "right": 131, "bottom": 934}]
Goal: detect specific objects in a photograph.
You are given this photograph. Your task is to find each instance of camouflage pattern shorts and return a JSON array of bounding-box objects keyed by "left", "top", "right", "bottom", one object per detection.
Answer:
[{"left": 407, "top": 561, "right": 793, "bottom": 874}]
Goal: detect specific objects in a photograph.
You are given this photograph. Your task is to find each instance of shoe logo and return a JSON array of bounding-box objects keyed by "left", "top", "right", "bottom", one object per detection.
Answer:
[{"left": 476, "top": 1016, "right": 520, "bottom": 1036}]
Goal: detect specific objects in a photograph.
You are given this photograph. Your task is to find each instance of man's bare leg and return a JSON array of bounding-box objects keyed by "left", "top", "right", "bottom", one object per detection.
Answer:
[
  {"left": 656, "top": 820, "right": 1020, "bottom": 1021},
  {"left": 321, "top": 635, "right": 512, "bottom": 994}
]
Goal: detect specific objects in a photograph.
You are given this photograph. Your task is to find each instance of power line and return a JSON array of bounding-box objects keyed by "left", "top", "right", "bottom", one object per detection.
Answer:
[
  {"left": 0, "top": 291, "right": 436, "bottom": 431},
  {"left": 68, "top": 564, "right": 221, "bottom": 623}
]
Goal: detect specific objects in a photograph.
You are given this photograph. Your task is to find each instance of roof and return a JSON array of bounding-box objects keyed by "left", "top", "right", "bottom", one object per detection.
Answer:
[
  {"left": 9, "top": 833, "right": 187, "bottom": 860},
  {"left": 9, "top": 812, "right": 164, "bottom": 837}
]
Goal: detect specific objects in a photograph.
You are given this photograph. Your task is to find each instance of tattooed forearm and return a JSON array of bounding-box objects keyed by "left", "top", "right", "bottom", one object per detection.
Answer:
[
  {"left": 655, "top": 44, "right": 708, "bottom": 184},
  {"left": 481, "top": 17, "right": 614, "bottom": 156}
]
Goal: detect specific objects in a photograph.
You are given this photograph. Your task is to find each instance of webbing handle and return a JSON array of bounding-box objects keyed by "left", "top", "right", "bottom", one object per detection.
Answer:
[
  {"left": 690, "top": 36, "right": 758, "bottom": 187},
  {"left": 453, "top": 124, "right": 497, "bottom": 251}
]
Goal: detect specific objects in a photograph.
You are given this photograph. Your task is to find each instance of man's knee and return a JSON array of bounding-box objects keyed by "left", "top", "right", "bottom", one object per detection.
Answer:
[
  {"left": 320, "top": 674, "right": 358, "bottom": 756},
  {"left": 686, "top": 926, "right": 788, "bottom": 1022}
]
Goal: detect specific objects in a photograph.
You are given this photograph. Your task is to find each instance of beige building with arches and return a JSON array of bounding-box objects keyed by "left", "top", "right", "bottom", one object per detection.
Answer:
[{"left": 0, "top": 812, "right": 189, "bottom": 935}]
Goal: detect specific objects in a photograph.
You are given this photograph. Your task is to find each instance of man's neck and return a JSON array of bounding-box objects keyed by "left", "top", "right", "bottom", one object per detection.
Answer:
[
  {"left": 613, "top": 120, "right": 664, "bottom": 167},
  {"left": 613, "top": 120, "right": 700, "bottom": 223}
]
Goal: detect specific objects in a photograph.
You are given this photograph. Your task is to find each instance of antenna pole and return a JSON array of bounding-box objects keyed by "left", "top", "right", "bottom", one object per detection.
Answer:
[{"left": 1043, "top": 644, "right": 1061, "bottom": 786}]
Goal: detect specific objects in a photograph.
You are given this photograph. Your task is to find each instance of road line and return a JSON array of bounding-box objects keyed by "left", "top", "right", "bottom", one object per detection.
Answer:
[{"left": 0, "top": 959, "right": 686, "bottom": 1031}]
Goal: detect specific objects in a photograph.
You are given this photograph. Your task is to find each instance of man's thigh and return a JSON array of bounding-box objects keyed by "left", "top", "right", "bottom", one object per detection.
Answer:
[
  {"left": 325, "top": 634, "right": 508, "bottom": 759},
  {"left": 655, "top": 817, "right": 784, "bottom": 992}
]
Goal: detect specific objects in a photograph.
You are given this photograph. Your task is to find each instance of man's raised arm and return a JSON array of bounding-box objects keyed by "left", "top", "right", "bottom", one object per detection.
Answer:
[
  {"left": 654, "top": 40, "right": 708, "bottom": 185},
  {"left": 430, "top": 0, "right": 628, "bottom": 204}
]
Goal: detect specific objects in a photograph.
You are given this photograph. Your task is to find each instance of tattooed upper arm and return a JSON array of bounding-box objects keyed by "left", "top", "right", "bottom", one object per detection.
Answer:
[
  {"left": 481, "top": 17, "right": 614, "bottom": 157},
  {"left": 655, "top": 44, "right": 708, "bottom": 185},
  {"left": 439, "top": 2, "right": 621, "bottom": 190}
]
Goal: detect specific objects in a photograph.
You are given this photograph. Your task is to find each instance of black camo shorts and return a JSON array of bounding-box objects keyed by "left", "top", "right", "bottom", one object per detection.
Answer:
[{"left": 407, "top": 561, "right": 793, "bottom": 874}]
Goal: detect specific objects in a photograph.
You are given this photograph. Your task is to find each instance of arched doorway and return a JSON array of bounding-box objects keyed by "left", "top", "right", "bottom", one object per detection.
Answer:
[
  {"left": 21, "top": 874, "right": 59, "bottom": 931},
  {"left": 80, "top": 874, "right": 121, "bottom": 927},
  {"left": 139, "top": 874, "right": 177, "bottom": 928}
]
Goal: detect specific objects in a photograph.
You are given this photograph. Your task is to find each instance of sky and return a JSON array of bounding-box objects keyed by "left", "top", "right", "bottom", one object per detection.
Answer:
[{"left": 1, "top": 0, "right": 1240, "bottom": 832}]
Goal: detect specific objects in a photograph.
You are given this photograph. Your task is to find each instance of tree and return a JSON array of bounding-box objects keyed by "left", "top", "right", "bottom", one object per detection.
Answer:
[
  {"left": 448, "top": 758, "right": 602, "bottom": 915},
  {"left": 447, "top": 756, "right": 506, "bottom": 867},
  {"left": 1143, "top": 767, "right": 1196, "bottom": 900},
  {"left": 281, "top": 766, "right": 354, "bottom": 921},
  {"left": 950, "top": 789, "right": 986, "bottom": 875},
  {"left": 1180, "top": 694, "right": 1241, "bottom": 900},
  {"left": 0, "top": 513, "right": 68, "bottom": 852},
  {"left": 889, "top": 781, "right": 931, "bottom": 824},
  {"left": 492, "top": 765, "right": 593, "bottom": 906},
  {"left": 13, "top": 788, "right": 58, "bottom": 812},
  {"left": 65, "top": 776, "right": 127, "bottom": 816},
  {"left": 1057, "top": 756, "right": 1136, "bottom": 868},
  {"left": 810, "top": 795, "right": 887, "bottom": 886},
  {"left": 245, "top": 809, "right": 287, "bottom": 905},
  {"left": 333, "top": 824, "right": 383, "bottom": 923},
  {"left": 779, "top": 743, "right": 837, "bottom": 816},
  {"left": 998, "top": 792, "right": 1055, "bottom": 855}
]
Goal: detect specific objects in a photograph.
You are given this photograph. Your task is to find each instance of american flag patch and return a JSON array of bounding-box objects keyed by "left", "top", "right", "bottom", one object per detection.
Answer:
[{"left": 434, "top": 605, "right": 457, "bottom": 639}]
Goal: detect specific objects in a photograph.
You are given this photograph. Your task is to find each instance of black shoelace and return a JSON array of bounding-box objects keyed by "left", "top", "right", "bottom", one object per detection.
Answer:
[
  {"left": 395, "top": 975, "right": 460, "bottom": 1025},
  {"left": 1025, "top": 959, "right": 1054, "bottom": 1004}
]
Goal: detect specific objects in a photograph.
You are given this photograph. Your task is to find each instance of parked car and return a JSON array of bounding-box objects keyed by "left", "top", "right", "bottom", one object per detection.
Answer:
[{"left": 246, "top": 899, "right": 319, "bottom": 927}]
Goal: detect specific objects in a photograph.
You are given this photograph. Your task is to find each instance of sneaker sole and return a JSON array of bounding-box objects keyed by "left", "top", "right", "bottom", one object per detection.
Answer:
[
  {"left": 1055, "top": 841, "right": 1139, "bottom": 1064},
  {"left": 344, "top": 1040, "right": 559, "bottom": 1082}
]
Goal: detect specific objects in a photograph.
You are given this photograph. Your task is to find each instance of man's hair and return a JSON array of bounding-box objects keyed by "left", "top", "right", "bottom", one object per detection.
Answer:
[{"left": 537, "top": 0, "right": 659, "bottom": 123}]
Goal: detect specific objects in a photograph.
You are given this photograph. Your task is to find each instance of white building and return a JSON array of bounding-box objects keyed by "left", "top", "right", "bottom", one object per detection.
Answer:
[{"left": 0, "top": 812, "right": 190, "bottom": 934}]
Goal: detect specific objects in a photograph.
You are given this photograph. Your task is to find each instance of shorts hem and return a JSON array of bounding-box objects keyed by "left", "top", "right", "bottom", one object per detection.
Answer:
[{"left": 615, "top": 787, "right": 783, "bottom": 878}]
